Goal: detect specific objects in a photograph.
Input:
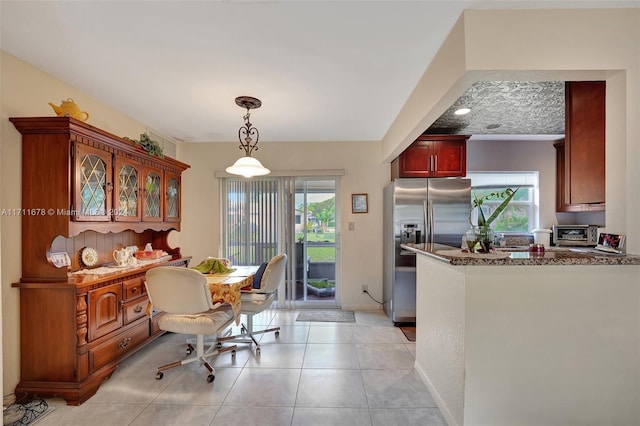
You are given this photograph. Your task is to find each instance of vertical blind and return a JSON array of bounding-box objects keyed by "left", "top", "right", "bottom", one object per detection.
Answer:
[{"left": 223, "top": 178, "right": 280, "bottom": 266}]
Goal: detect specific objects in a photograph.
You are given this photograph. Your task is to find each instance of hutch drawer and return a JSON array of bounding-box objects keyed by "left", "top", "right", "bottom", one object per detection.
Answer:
[
  {"left": 123, "top": 276, "right": 146, "bottom": 300},
  {"left": 123, "top": 295, "right": 148, "bottom": 324},
  {"left": 89, "top": 320, "right": 149, "bottom": 373}
]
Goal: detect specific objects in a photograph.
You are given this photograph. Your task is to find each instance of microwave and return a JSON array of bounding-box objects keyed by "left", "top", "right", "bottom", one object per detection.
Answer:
[{"left": 552, "top": 225, "right": 599, "bottom": 246}]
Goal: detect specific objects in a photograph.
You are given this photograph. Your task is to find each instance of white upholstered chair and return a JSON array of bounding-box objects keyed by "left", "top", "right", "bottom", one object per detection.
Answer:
[
  {"left": 218, "top": 253, "right": 287, "bottom": 355},
  {"left": 144, "top": 266, "right": 237, "bottom": 383}
]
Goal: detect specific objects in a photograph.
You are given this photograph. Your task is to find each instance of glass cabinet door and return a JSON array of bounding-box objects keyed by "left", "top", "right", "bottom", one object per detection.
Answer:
[
  {"left": 142, "top": 165, "right": 163, "bottom": 222},
  {"left": 74, "top": 144, "right": 112, "bottom": 221},
  {"left": 114, "top": 156, "right": 141, "bottom": 222},
  {"left": 164, "top": 172, "right": 181, "bottom": 222}
]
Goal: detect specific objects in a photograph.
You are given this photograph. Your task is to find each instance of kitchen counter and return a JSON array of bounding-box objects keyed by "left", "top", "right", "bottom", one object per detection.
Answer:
[
  {"left": 401, "top": 243, "right": 640, "bottom": 266},
  {"left": 412, "top": 245, "right": 640, "bottom": 426}
]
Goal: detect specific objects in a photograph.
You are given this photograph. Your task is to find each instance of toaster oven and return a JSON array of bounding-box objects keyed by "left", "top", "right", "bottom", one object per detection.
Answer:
[{"left": 552, "top": 225, "right": 599, "bottom": 246}]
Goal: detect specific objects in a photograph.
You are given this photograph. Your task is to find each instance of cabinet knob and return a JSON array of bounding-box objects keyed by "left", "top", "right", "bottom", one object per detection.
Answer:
[{"left": 134, "top": 305, "right": 143, "bottom": 313}]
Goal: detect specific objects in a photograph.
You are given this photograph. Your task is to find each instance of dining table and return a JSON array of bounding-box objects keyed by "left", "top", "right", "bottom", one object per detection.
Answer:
[{"left": 205, "top": 265, "right": 259, "bottom": 324}]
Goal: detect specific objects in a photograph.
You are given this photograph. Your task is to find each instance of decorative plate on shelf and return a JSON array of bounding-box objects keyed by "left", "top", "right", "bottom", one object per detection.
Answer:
[{"left": 80, "top": 247, "right": 99, "bottom": 267}]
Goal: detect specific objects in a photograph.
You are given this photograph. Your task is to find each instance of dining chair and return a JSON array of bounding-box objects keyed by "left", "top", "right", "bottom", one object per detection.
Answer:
[
  {"left": 218, "top": 253, "right": 287, "bottom": 355},
  {"left": 145, "top": 266, "right": 237, "bottom": 383}
]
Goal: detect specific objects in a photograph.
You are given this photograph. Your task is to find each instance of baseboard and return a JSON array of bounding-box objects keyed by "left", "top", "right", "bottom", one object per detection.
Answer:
[
  {"left": 339, "top": 304, "right": 384, "bottom": 311},
  {"left": 414, "top": 361, "right": 459, "bottom": 426}
]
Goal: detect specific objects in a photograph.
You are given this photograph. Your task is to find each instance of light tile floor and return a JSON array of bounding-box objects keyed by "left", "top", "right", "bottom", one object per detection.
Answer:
[{"left": 35, "top": 309, "right": 447, "bottom": 426}]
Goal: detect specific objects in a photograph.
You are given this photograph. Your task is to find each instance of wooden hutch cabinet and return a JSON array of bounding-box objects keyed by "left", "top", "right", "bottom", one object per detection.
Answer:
[
  {"left": 391, "top": 134, "right": 468, "bottom": 179},
  {"left": 10, "top": 117, "right": 191, "bottom": 405}
]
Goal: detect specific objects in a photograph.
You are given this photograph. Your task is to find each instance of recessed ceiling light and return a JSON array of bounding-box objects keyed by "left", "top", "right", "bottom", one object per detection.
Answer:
[{"left": 454, "top": 107, "right": 471, "bottom": 115}]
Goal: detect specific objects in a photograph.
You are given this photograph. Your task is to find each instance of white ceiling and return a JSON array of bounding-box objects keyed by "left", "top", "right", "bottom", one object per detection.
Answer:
[{"left": 1, "top": 1, "right": 635, "bottom": 143}]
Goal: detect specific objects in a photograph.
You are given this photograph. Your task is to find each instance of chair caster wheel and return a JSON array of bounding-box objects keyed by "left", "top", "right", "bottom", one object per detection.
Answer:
[
  {"left": 207, "top": 374, "right": 215, "bottom": 383},
  {"left": 155, "top": 372, "right": 164, "bottom": 380},
  {"left": 217, "top": 342, "right": 222, "bottom": 349},
  {"left": 255, "top": 347, "right": 261, "bottom": 356},
  {"left": 231, "top": 349, "right": 236, "bottom": 361},
  {"left": 186, "top": 348, "right": 193, "bottom": 355},
  {"left": 275, "top": 331, "right": 280, "bottom": 338}
]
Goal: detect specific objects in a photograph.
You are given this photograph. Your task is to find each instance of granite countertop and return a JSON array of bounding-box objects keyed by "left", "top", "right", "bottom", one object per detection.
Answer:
[{"left": 401, "top": 243, "right": 640, "bottom": 266}]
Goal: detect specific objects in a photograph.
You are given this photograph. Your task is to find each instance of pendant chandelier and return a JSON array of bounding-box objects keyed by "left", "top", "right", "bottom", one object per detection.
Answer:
[{"left": 225, "top": 96, "right": 271, "bottom": 178}]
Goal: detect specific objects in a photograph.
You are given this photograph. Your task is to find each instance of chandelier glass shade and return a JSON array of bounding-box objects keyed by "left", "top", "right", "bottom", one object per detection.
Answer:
[
  {"left": 225, "top": 96, "right": 270, "bottom": 178},
  {"left": 225, "top": 155, "right": 270, "bottom": 178}
]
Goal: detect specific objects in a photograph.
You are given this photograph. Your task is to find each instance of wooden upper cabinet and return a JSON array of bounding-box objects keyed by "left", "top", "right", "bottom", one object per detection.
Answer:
[
  {"left": 9, "top": 117, "right": 190, "bottom": 281},
  {"left": 564, "top": 81, "right": 605, "bottom": 206},
  {"left": 73, "top": 143, "right": 113, "bottom": 221},
  {"left": 391, "top": 135, "right": 467, "bottom": 179}
]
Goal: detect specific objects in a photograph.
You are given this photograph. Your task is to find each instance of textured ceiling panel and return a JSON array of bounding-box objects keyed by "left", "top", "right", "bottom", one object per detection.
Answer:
[{"left": 426, "top": 81, "right": 565, "bottom": 135}]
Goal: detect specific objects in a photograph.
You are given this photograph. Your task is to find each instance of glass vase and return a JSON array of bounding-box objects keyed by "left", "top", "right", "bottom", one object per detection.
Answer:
[{"left": 465, "top": 226, "right": 494, "bottom": 253}]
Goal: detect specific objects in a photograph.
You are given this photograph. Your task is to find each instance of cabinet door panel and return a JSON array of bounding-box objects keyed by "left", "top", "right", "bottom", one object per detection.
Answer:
[
  {"left": 142, "top": 166, "right": 163, "bottom": 222},
  {"left": 114, "top": 156, "right": 142, "bottom": 222},
  {"left": 74, "top": 144, "right": 112, "bottom": 221},
  {"left": 431, "top": 139, "right": 466, "bottom": 177},
  {"left": 399, "top": 142, "right": 431, "bottom": 177},
  {"left": 565, "top": 81, "right": 605, "bottom": 205},
  {"left": 164, "top": 172, "right": 181, "bottom": 222},
  {"left": 88, "top": 283, "right": 123, "bottom": 341}
]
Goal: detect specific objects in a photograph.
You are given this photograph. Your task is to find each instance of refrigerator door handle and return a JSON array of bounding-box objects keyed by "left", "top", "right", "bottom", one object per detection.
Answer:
[
  {"left": 423, "top": 200, "right": 434, "bottom": 244},
  {"left": 423, "top": 199, "right": 435, "bottom": 244}
]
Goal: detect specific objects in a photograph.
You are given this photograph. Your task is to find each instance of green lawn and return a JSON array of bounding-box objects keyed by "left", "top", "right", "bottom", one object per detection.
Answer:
[
  {"left": 307, "top": 246, "right": 335, "bottom": 262},
  {"left": 296, "top": 232, "right": 335, "bottom": 262}
]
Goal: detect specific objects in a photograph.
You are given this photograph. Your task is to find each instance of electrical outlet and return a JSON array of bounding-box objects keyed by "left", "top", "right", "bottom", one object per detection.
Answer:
[{"left": 361, "top": 285, "right": 368, "bottom": 293}]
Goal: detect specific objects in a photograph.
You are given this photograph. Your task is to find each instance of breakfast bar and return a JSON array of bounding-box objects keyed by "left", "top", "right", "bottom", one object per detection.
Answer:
[{"left": 402, "top": 243, "right": 640, "bottom": 426}]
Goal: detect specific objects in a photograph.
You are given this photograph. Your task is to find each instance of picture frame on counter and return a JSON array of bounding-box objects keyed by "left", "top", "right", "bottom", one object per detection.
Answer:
[{"left": 351, "top": 193, "right": 368, "bottom": 214}]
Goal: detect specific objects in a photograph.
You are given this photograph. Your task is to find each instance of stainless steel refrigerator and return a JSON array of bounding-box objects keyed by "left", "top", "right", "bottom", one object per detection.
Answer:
[{"left": 383, "top": 178, "right": 471, "bottom": 325}]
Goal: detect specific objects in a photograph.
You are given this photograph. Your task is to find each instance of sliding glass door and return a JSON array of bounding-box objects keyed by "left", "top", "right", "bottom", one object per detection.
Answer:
[
  {"left": 287, "top": 177, "right": 339, "bottom": 308},
  {"left": 222, "top": 176, "right": 340, "bottom": 309}
]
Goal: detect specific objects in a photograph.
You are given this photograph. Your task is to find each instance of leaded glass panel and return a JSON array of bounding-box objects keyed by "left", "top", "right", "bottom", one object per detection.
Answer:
[
  {"left": 79, "top": 154, "right": 107, "bottom": 216},
  {"left": 145, "top": 172, "right": 161, "bottom": 218},
  {"left": 118, "top": 164, "right": 139, "bottom": 217},
  {"left": 166, "top": 177, "right": 179, "bottom": 219}
]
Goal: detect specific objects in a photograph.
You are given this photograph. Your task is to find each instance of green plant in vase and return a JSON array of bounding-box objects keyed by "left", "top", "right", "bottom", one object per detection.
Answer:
[{"left": 467, "top": 187, "right": 519, "bottom": 253}]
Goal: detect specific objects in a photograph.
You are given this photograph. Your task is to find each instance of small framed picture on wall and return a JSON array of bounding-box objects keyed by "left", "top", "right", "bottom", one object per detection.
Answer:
[{"left": 351, "top": 193, "right": 368, "bottom": 214}]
